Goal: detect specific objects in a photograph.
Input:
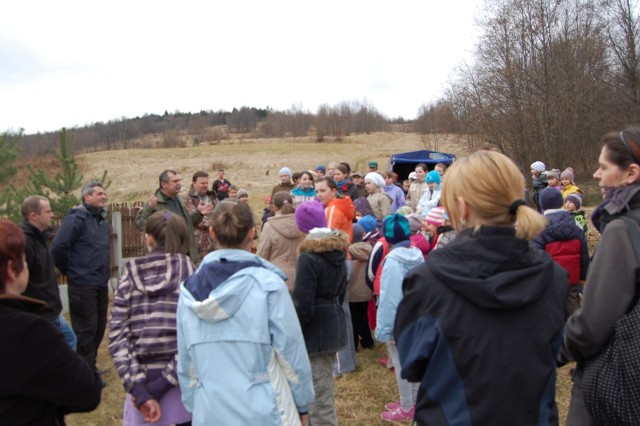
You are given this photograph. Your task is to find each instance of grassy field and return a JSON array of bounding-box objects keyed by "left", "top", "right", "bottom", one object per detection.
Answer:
[{"left": 61, "top": 132, "right": 582, "bottom": 424}]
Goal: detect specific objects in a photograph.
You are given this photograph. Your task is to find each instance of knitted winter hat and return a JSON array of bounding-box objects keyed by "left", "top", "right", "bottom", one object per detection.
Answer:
[
  {"left": 358, "top": 215, "right": 378, "bottom": 233},
  {"left": 382, "top": 214, "right": 411, "bottom": 245},
  {"left": 406, "top": 214, "right": 423, "bottom": 234},
  {"left": 539, "top": 187, "right": 564, "bottom": 210},
  {"left": 279, "top": 167, "right": 292, "bottom": 178},
  {"left": 396, "top": 205, "right": 414, "bottom": 216},
  {"left": 547, "top": 169, "right": 561, "bottom": 180},
  {"left": 425, "top": 207, "right": 446, "bottom": 226},
  {"left": 237, "top": 189, "right": 249, "bottom": 198},
  {"left": 566, "top": 193, "right": 583, "bottom": 210},
  {"left": 295, "top": 200, "right": 326, "bottom": 233},
  {"left": 426, "top": 170, "right": 441, "bottom": 184},
  {"left": 315, "top": 164, "right": 326, "bottom": 174},
  {"left": 560, "top": 167, "right": 575, "bottom": 183},
  {"left": 365, "top": 172, "right": 385, "bottom": 188},
  {"left": 352, "top": 223, "right": 365, "bottom": 243},
  {"left": 530, "top": 161, "right": 546, "bottom": 173}
]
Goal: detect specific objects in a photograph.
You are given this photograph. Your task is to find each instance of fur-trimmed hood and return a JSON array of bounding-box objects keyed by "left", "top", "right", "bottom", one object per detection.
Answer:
[{"left": 297, "top": 229, "right": 350, "bottom": 255}]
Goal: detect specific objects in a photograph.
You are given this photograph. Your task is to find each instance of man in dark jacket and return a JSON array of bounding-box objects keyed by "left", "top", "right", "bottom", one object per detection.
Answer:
[
  {"left": 135, "top": 169, "right": 209, "bottom": 264},
  {"left": 52, "top": 182, "right": 110, "bottom": 375},
  {"left": 19, "top": 195, "right": 77, "bottom": 350}
]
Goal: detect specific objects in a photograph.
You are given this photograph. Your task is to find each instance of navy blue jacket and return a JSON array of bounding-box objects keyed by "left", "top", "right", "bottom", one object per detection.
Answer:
[
  {"left": 394, "top": 226, "right": 568, "bottom": 425},
  {"left": 52, "top": 204, "right": 111, "bottom": 286}
]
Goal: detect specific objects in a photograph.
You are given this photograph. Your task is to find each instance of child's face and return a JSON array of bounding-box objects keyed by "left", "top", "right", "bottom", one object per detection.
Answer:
[
  {"left": 228, "top": 189, "right": 238, "bottom": 198},
  {"left": 403, "top": 180, "right": 411, "bottom": 191},
  {"left": 384, "top": 176, "right": 394, "bottom": 186},
  {"left": 352, "top": 175, "right": 363, "bottom": 186},
  {"left": 547, "top": 176, "right": 559, "bottom": 186},
  {"left": 531, "top": 169, "right": 540, "bottom": 177},
  {"left": 564, "top": 200, "right": 577, "bottom": 211},
  {"left": 427, "top": 182, "right": 437, "bottom": 191},
  {"left": 365, "top": 180, "right": 377, "bottom": 194},
  {"left": 561, "top": 177, "right": 572, "bottom": 186},
  {"left": 239, "top": 195, "right": 249, "bottom": 203},
  {"left": 280, "top": 174, "right": 291, "bottom": 184},
  {"left": 426, "top": 223, "right": 438, "bottom": 235}
]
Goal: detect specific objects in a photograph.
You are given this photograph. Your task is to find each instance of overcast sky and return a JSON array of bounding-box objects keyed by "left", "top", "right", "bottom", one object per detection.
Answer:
[{"left": 0, "top": 1, "right": 483, "bottom": 134}]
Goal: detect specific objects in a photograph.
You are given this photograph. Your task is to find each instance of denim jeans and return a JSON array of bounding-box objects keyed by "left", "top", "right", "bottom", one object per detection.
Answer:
[{"left": 52, "top": 314, "right": 77, "bottom": 351}]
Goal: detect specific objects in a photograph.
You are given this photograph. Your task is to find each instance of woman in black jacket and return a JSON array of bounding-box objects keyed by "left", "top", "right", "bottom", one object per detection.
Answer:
[
  {"left": 0, "top": 219, "right": 102, "bottom": 425},
  {"left": 393, "top": 151, "right": 568, "bottom": 425}
]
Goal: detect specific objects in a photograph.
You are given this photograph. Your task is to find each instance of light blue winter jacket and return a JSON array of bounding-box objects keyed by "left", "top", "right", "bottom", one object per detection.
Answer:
[
  {"left": 374, "top": 244, "right": 425, "bottom": 343},
  {"left": 177, "top": 249, "right": 314, "bottom": 426},
  {"left": 416, "top": 186, "right": 442, "bottom": 218}
]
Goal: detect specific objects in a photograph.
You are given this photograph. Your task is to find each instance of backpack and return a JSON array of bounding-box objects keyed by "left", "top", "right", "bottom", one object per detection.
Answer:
[{"left": 582, "top": 214, "right": 640, "bottom": 424}]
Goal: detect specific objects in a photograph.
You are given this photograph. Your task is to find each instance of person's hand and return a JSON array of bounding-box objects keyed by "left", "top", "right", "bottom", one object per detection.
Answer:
[
  {"left": 139, "top": 399, "right": 162, "bottom": 423},
  {"left": 148, "top": 195, "right": 158, "bottom": 208},
  {"left": 197, "top": 202, "right": 213, "bottom": 215},
  {"left": 300, "top": 413, "right": 309, "bottom": 426}
]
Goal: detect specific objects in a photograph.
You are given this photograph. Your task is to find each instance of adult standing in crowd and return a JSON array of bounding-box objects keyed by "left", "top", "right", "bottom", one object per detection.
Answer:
[
  {"left": 181, "top": 171, "right": 217, "bottom": 260},
  {"left": 406, "top": 163, "right": 428, "bottom": 211},
  {"left": 333, "top": 163, "right": 358, "bottom": 200},
  {"left": 19, "top": 195, "right": 76, "bottom": 350},
  {"left": 212, "top": 169, "right": 231, "bottom": 201},
  {"left": 0, "top": 219, "right": 103, "bottom": 424},
  {"left": 271, "top": 167, "right": 296, "bottom": 196},
  {"left": 52, "top": 181, "right": 111, "bottom": 378},
  {"left": 394, "top": 151, "right": 568, "bottom": 425},
  {"left": 177, "top": 201, "right": 313, "bottom": 425},
  {"left": 135, "top": 169, "right": 210, "bottom": 264},
  {"left": 562, "top": 127, "right": 640, "bottom": 425},
  {"left": 257, "top": 191, "right": 304, "bottom": 291}
]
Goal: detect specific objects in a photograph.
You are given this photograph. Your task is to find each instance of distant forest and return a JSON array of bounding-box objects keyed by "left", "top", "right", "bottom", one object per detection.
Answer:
[{"left": 17, "top": 101, "right": 412, "bottom": 157}]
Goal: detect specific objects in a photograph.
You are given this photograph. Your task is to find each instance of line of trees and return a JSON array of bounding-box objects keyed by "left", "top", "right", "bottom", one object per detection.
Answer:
[
  {"left": 16, "top": 101, "right": 395, "bottom": 158},
  {"left": 417, "top": 0, "right": 640, "bottom": 170}
]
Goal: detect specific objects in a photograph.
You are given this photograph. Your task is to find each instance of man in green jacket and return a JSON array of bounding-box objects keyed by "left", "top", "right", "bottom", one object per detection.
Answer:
[{"left": 135, "top": 169, "right": 211, "bottom": 264}]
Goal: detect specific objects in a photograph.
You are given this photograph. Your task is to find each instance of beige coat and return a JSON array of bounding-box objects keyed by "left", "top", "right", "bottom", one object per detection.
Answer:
[
  {"left": 256, "top": 213, "right": 304, "bottom": 291},
  {"left": 407, "top": 180, "right": 427, "bottom": 211},
  {"left": 348, "top": 242, "right": 373, "bottom": 303},
  {"left": 367, "top": 189, "right": 392, "bottom": 220}
]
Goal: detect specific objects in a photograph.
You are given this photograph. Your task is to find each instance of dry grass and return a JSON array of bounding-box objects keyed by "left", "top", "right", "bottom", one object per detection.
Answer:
[
  {"left": 60, "top": 133, "right": 578, "bottom": 424},
  {"left": 66, "top": 331, "right": 574, "bottom": 425}
]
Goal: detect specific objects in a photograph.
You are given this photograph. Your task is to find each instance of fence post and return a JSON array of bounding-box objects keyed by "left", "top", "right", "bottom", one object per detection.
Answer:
[{"left": 111, "top": 210, "right": 122, "bottom": 292}]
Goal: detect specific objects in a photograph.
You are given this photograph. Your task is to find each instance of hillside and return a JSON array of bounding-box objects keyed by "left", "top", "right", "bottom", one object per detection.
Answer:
[{"left": 77, "top": 132, "right": 467, "bottom": 207}]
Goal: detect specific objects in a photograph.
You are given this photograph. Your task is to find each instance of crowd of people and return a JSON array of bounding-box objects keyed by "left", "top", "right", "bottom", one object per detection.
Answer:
[{"left": 2, "top": 127, "right": 640, "bottom": 425}]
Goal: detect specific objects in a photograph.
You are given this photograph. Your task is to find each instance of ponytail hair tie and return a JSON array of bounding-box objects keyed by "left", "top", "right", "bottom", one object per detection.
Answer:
[
  {"left": 509, "top": 200, "right": 526, "bottom": 215},
  {"left": 163, "top": 212, "right": 171, "bottom": 220},
  {"left": 283, "top": 200, "right": 289, "bottom": 205}
]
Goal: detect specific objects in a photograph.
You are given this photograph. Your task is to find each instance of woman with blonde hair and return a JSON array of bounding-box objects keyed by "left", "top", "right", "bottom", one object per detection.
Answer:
[
  {"left": 257, "top": 191, "right": 304, "bottom": 291},
  {"left": 393, "top": 150, "right": 568, "bottom": 425}
]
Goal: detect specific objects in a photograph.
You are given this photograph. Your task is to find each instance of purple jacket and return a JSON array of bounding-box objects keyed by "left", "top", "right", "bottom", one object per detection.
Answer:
[{"left": 109, "top": 251, "right": 194, "bottom": 405}]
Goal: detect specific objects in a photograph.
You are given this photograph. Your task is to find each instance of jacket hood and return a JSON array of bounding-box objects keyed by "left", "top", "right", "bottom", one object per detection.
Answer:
[
  {"left": 427, "top": 226, "right": 557, "bottom": 310},
  {"left": 128, "top": 252, "right": 191, "bottom": 295},
  {"left": 267, "top": 213, "right": 302, "bottom": 239},
  {"left": 538, "top": 211, "right": 584, "bottom": 243},
  {"left": 181, "top": 249, "right": 286, "bottom": 322},
  {"left": 298, "top": 230, "right": 349, "bottom": 266},
  {"left": 349, "top": 241, "right": 372, "bottom": 261},
  {"left": 327, "top": 197, "right": 356, "bottom": 222},
  {"left": 386, "top": 245, "right": 425, "bottom": 268}
]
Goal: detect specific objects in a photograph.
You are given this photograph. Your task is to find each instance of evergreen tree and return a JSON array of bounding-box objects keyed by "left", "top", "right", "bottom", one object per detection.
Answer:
[{"left": 0, "top": 130, "right": 23, "bottom": 220}]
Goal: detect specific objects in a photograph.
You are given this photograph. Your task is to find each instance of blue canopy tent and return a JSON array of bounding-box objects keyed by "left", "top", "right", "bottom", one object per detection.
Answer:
[{"left": 389, "top": 150, "right": 456, "bottom": 181}]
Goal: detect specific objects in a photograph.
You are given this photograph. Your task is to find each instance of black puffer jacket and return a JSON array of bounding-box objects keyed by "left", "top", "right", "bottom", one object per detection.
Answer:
[
  {"left": 293, "top": 230, "right": 350, "bottom": 356},
  {"left": 19, "top": 221, "right": 62, "bottom": 321}
]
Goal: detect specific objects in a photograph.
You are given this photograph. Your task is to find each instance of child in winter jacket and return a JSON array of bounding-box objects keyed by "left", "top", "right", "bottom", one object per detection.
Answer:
[
  {"left": 530, "top": 161, "right": 548, "bottom": 212},
  {"left": 534, "top": 188, "right": 589, "bottom": 318},
  {"left": 564, "top": 193, "right": 588, "bottom": 237},
  {"left": 375, "top": 214, "right": 425, "bottom": 422},
  {"left": 348, "top": 224, "right": 374, "bottom": 351}
]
